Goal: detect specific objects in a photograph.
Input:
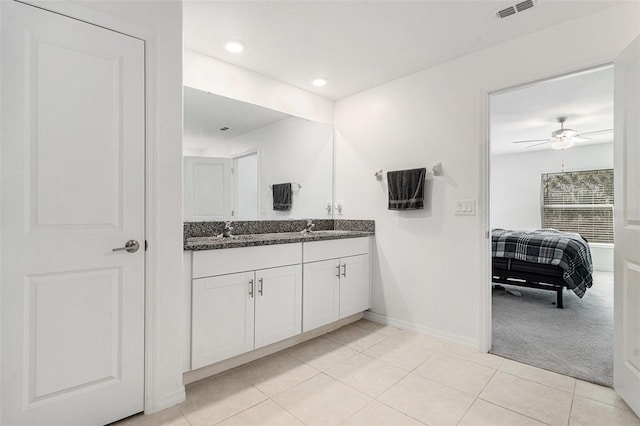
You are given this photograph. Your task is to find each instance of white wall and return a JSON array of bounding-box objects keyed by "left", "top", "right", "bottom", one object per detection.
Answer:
[
  {"left": 334, "top": 3, "right": 639, "bottom": 346},
  {"left": 491, "top": 143, "right": 613, "bottom": 230},
  {"left": 205, "top": 117, "right": 334, "bottom": 220},
  {"left": 491, "top": 143, "right": 614, "bottom": 271},
  {"left": 184, "top": 50, "right": 334, "bottom": 125},
  {"left": 66, "top": 0, "right": 185, "bottom": 412}
]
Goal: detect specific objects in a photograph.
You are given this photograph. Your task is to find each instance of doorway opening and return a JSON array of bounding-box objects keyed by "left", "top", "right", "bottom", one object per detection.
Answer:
[{"left": 488, "top": 65, "right": 614, "bottom": 386}]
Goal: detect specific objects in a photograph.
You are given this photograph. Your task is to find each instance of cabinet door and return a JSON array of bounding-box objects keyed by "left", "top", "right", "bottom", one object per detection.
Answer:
[
  {"left": 339, "top": 254, "right": 371, "bottom": 318},
  {"left": 303, "top": 259, "right": 340, "bottom": 332},
  {"left": 191, "top": 272, "right": 255, "bottom": 369},
  {"left": 255, "top": 265, "right": 302, "bottom": 349}
]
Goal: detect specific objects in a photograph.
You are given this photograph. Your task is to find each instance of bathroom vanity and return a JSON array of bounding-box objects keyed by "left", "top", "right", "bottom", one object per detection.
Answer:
[{"left": 182, "top": 220, "right": 374, "bottom": 381}]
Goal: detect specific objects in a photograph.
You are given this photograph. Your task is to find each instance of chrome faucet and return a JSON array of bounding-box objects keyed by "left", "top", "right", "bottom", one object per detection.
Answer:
[
  {"left": 221, "top": 221, "right": 233, "bottom": 238},
  {"left": 302, "top": 219, "right": 315, "bottom": 234}
]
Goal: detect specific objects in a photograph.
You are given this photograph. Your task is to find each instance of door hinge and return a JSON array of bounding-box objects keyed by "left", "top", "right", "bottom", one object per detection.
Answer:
[
  {"left": 231, "top": 210, "right": 235, "bottom": 216},
  {"left": 145, "top": 240, "right": 148, "bottom": 251},
  {"left": 485, "top": 231, "right": 490, "bottom": 239}
]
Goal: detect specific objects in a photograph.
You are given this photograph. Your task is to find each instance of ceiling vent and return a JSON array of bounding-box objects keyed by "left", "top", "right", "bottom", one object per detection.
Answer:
[{"left": 496, "top": 0, "right": 536, "bottom": 18}]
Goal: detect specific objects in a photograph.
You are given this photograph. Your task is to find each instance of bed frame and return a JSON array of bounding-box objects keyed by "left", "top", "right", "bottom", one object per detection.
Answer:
[{"left": 492, "top": 257, "right": 567, "bottom": 308}]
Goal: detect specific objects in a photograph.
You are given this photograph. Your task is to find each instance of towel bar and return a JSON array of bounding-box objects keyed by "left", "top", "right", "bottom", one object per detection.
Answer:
[{"left": 375, "top": 163, "right": 442, "bottom": 179}]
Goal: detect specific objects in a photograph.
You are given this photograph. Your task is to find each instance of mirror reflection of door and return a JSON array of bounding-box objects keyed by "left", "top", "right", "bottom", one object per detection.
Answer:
[
  {"left": 184, "top": 156, "right": 232, "bottom": 221},
  {"left": 233, "top": 151, "right": 259, "bottom": 220}
]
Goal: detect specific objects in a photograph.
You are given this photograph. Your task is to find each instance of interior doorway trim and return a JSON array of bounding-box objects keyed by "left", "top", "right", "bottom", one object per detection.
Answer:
[
  {"left": 16, "top": 0, "right": 180, "bottom": 414},
  {"left": 231, "top": 148, "right": 261, "bottom": 219},
  {"left": 478, "top": 61, "right": 616, "bottom": 354}
]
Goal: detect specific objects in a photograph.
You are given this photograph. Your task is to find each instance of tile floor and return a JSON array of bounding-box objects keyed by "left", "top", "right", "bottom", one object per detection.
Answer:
[{"left": 118, "top": 319, "right": 640, "bottom": 426}]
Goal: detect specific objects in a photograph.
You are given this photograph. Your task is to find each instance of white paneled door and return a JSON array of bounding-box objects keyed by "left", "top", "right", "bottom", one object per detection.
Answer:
[
  {"left": 614, "top": 35, "right": 640, "bottom": 417},
  {"left": 1, "top": 2, "right": 145, "bottom": 425}
]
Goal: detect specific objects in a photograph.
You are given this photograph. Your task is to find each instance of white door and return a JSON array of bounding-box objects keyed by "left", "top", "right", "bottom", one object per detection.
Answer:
[
  {"left": 234, "top": 152, "right": 259, "bottom": 220},
  {"left": 184, "top": 156, "right": 232, "bottom": 221},
  {"left": 614, "top": 35, "right": 640, "bottom": 416},
  {"left": 1, "top": 2, "right": 145, "bottom": 425},
  {"left": 254, "top": 265, "right": 302, "bottom": 349},
  {"left": 191, "top": 272, "right": 255, "bottom": 369},
  {"left": 339, "top": 255, "right": 371, "bottom": 318},
  {"left": 302, "top": 259, "right": 340, "bottom": 332}
]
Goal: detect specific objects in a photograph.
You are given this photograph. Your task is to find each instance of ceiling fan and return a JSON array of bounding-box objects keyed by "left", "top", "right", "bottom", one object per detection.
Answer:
[{"left": 511, "top": 116, "right": 613, "bottom": 150}]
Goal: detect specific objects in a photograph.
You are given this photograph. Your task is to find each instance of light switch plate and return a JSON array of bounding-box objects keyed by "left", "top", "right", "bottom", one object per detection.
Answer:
[{"left": 455, "top": 199, "right": 476, "bottom": 215}]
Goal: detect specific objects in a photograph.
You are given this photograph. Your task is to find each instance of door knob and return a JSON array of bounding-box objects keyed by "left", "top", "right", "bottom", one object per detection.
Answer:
[{"left": 112, "top": 240, "right": 140, "bottom": 253}]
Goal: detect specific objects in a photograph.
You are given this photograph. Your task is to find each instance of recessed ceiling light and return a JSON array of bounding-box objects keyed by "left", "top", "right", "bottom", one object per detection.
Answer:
[
  {"left": 225, "top": 41, "right": 246, "bottom": 53},
  {"left": 312, "top": 78, "right": 328, "bottom": 87}
]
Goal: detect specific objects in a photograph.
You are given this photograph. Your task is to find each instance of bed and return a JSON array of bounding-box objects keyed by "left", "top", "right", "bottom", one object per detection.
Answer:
[{"left": 491, "top": 229, "right": 593, "bottom": 308}]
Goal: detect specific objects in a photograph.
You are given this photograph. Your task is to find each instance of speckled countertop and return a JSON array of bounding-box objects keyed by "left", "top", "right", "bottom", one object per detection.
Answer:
[
  {"left": 184, "top": 230, "right": 374, "bottom": 251},
  {"left": 184, "top": 219, "right": 374, "bottom": 251}
]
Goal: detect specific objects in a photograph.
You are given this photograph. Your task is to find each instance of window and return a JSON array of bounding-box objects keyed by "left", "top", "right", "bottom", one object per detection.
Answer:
[{"left": 541, "top": 169, "right": 614, "bottom": 243}]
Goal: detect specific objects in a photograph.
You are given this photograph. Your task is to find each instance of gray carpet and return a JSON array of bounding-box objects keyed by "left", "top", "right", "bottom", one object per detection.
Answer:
[{"left": 490, "top": 271, "right": 613, "bottom": 387}]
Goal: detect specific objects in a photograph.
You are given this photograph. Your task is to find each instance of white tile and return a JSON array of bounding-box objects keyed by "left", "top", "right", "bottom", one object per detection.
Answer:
[
  {"left": 231, "top": 352, "right": 319, "bottom": 396},
  {"left": 499, "top": 358, "right": 575, "bottom": 393},
  {"left": 353, "top": 319, "right": 403, "bottom": 336},
  {"left": 441, "top": 342, "right": 504, "bottom": 369},
  {"left": 479, "top": 371, "right": 572, "bottom": 426},
  {"left": 413, "top": 352, "right": 496, "bottom": 396},
  {"left": 325, "top": 352, "right": 408, "bottom": 397},
  {"left": 179, "top": 372, "right": 267, "bottom": 426},
  {"left": 341, "top": 400, "right": 425, "bottom": 426},
  {"left": 458, "top": 399, "right": 546, "bottom": 426},
  {"left": 325, "top": 323, "right": 388, "bottom": 352},
  {"left": 363, "top": 333, "right": 440, "bottom": 371},
  {"left": 574, "top": 380, "right": 632, "bottom": 411},
  {"left": 378, "top": 373, "right": 475, "bottom": 426},
  {"left": 273, "top": 373, "right": 371, "bottom": 426},
  {"left": 114, "top": 406, "right": 190, "bottom": 426},
  {"left": 570, "top": 395, "right": 640, "bottom": 426},
  {"left": 216, "top": 400, "right": 303, "bottom": 426},
  {"left": 287, "top": 335, "right": 358, "bottom": 371}
]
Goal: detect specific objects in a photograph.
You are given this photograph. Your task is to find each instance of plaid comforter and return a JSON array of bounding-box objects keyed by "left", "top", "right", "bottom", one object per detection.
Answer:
[{"left": 492, "top": 229, "right": 593, "bottom": 298}]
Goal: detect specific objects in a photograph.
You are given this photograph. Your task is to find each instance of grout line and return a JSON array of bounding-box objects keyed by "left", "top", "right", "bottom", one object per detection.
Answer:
[
  {"left": 336, "top": 399, "right": 376, "bottom": 425},
  {"left": 475, "top": 397, "right": 554, "bottom": 426},
  {"left": 478, "top": 365, "right": 500, "bottom": 397},
  {"left": 373, "top": 398, "right": 430, "bottom": 425},
  {"left": 567, "top": 393, "right": 576, "bottom": 426},
  {"left": 268, "top": 396, "right": 308, "bottom": 425}
]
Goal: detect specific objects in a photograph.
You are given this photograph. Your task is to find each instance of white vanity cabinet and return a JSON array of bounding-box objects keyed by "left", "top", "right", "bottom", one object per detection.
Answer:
[
  {"left": 302, "top": 237, "right": 370, "bottom": 332},
  {"left": 190, "top": 243, "right": 302, "bottom": 370}
]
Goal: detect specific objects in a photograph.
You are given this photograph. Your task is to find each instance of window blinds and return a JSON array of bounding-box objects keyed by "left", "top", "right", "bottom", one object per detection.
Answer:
[{"left": 540, "top": 169, "right": 614, "bottom": 244}]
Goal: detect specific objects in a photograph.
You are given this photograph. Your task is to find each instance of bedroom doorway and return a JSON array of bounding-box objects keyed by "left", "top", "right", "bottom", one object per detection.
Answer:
[{"left": 488, "top": 65, "right": 615, "bottom": 387}]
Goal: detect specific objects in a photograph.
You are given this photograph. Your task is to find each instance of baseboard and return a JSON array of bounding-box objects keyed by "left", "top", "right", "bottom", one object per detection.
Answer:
[
  {"left": 148, "top": 387, "right": 186, "bottom": 414},
  {"left": 363, "top": 311, "right": 479, "bottom": 349}
]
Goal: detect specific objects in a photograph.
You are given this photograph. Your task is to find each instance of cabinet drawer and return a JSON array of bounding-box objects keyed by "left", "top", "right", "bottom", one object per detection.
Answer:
[
  {"left": 303, "top": 237, "right": 369, "bottom": 263},
  {"left": 193, "top": 243, "right": 302, "bottom": 278}
]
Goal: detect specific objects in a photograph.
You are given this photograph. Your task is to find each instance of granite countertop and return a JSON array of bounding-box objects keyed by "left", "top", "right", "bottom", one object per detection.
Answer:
[{"left": 184, "top": 230, "right": 374, "bottom": 251}]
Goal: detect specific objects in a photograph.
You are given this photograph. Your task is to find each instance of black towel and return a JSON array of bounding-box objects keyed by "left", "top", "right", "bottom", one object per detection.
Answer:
[
  {"left": 387, "top": 168, "right": 426, "bottom": 210},
  {"left": 272, "top": 183, "right": 292, "bottom": 211}
]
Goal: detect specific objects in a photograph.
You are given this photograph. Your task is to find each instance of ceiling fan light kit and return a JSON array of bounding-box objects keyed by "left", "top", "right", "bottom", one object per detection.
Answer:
[
  {"left": 510, "top": 116, "right": 612, "bottom": 150},
  {"left": 550, "top": 136, "right": 575, "bottom": 150}
]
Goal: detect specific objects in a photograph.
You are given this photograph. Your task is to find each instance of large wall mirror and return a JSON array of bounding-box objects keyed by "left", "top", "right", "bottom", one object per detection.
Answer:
[{"left": 183, "top": 87, "right": 334, "bottom": 221}]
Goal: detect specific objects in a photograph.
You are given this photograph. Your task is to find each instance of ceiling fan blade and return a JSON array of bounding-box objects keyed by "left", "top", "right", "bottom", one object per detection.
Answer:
[
  {"left": 511, "top": 138, "right": 549, "bottom": 144},
  {"left": 576, "top": 128, "right": 613, "bottom": 137},
  {"left": 525, "top": 141, "right": 550, "bottom": 148}
]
